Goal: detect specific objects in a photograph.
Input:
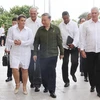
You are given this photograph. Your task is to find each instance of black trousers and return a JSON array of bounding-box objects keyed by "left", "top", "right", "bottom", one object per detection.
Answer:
[
  {"left": 86, "top": 52, "right": 100, "bottom": 94},
  {"left": 40, "top": 56, "right": 57, "bottom": 93},
  {"left": 62, "top": 48, "right": 78, "bottom": 83},
  {"left": 80, "top": 54, "right": 84, "bottom": 72},
  {"left": 82, "top": 57, "right": 88, "bottom": 78},
  {"left": 1, "top": 36, "right": 6, "bottom": 46},
  {"left": 7, "top": 54, "right": 12, "bottom": 77},
  {"left": 28, "top": 50, "right": 40, "bottom": 87}
]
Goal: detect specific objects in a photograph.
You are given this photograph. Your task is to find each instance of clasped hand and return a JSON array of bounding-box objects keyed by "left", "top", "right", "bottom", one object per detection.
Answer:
[{"left": 14, "top": 40, "right": 21, "bottom": 45}]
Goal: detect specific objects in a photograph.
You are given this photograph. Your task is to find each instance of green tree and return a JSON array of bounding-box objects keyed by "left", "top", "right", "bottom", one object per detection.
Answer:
[
  {"left": 0, "top": 5, "right": 32, "bottom": 34},
  {"left": 78, "top": 12, "right": 89, "bottom": 19},
  {"left": 0, "top": 6, "right": 6, "bottom": 14},
  {"left": 10, "top": 5, "right": 32, "bottom": 18},
  {"left": 51, "top": 19, "right": 62, "bottom": 26}
]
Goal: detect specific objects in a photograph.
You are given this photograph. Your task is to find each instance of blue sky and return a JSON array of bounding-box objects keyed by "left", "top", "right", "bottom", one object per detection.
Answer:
[{"left": 0, "top": 0, "right": 100, "bottom": 20}]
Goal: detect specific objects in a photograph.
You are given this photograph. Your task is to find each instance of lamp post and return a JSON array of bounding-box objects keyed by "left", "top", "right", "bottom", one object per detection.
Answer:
[
  {"left": 93, "top": 0, "right": 95, "bottom": 7},
  {"left": 48, "top": 0, "right": 51, "bottom": 15},
  {"left": 44, "top": 0, "right": 45, "bottom": 12},
  {"left": 33, "top": 0, "right": 35, "bottom": 7}
]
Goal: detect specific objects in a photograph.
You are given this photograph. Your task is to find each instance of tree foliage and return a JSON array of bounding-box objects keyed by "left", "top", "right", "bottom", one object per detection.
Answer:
[
  {"left": 0, "top": 5, "right": 31, "bottom": 34},
  {"left": 51, "top": 19, "right": 62, "bottom": 26},
  {"left": 78, "top": 12, "right": 89, "bottom": 19},
  {"left": 10, "top": 5, "right": 31, "bottom": 18},
  {"left": 0, "top": 6, "right": 6, "bottom": 14}
]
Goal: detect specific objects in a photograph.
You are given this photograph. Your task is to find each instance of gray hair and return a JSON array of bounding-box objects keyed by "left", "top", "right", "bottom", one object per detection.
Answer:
[
  {"left": 29, "top": 7, "right": 38, "bottom": 12},
  {"left": 42, "top": 13, "right": 51, "bottom": 19},
  {"left": 91, "top": 7, "right": 99, "bottom": 13}
]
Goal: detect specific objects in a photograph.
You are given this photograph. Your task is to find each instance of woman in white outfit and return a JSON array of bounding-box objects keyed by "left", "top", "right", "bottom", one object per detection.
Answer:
[{"left": 7, "top": 15, "right": 33, "bottom": 95}]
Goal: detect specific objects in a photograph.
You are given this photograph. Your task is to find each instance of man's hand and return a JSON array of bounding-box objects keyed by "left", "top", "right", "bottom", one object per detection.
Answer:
[
  {"left": 60, "top": 55, "right": 64, "bottom": 59},
  {"left": 68, "top": 44, "right": 74, "bottom": 49},
  {"left": 81, "top": 50, "right": 87, "bottom": 58},
  {"left": 33, "top": 56, "right": 37, "bottom": 62},
  {"left": 5, "top": 49, "right": 10, "bottom": 53}
]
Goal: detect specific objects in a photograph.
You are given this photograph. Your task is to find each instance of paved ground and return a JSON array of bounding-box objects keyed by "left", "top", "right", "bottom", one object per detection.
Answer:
[{"left": 0, "top": 46, "right": 100, "bottom": 100}]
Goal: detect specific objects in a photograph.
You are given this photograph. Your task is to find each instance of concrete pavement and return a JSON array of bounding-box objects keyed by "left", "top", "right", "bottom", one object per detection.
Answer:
[{"left": 0, "top": 46, "right": 100, "bottom": 100}]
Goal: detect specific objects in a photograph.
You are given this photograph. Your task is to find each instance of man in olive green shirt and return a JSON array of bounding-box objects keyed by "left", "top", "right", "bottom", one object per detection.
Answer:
[{"left": 33, "top": 13, "right": 64, "bottom": 98}]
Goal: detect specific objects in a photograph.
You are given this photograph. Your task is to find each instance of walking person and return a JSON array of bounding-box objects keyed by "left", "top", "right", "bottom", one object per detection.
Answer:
[
  {"left": 5, "top": 17, "right": 23, "bottom": 83},
  {"left": 33, "top": 13, "right": 64, "bottom": 98},
  {"left": 25, "top": 7, "right": 42, "bottom": 92},
  {"left": 80, "top": 7, "right": 100, "bottom": 97},
  {"left": 0, "top": 24, "right": 5, "bottom": 46},
  {"left": 7, "top": 15, "right": 33, "bottom": 95},
  {"left": 59, "top": 11, "right": 79, "bottom": 87},
  {"left": 5, "top": 17, "right": 18, "bottom": 82}
]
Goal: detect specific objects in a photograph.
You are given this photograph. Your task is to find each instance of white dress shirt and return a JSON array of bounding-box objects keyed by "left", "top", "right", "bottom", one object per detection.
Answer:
[
  {"left": 5, "top": 25, "right": 17, "bottom": 51},
  {"left": 59, "top": 20, "right": 79, "bottom": 49},
  {"left": 80, "top": 19, "right": 100, "bottom": 53},
  {"left": 25, "top": 17, "right": 42, "bottom": 50},
  {"left": 79, "top": 23, "right": 84, "bottom": 49},
  {"left": 7, "top": 25, "right": 33, "bottom": 69},
  {"left": 0, "top": 27, "right": 5, "bottom": 36}
]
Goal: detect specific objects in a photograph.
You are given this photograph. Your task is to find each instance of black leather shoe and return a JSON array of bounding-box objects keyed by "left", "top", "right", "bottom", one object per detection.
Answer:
[
  {"left": 5, "top": 77, "right": 12, "bottom": 82},
  {"left": 50, "top": 93, "right": 56, "bottom": 98},
  {"left": 90, "top": 87, "right": 95, "bottom": 92},
  {"left": 30, "top": 84, "right": 34, "bottom": 88},
  {"left": 43, "top": 88, "right": 48, "bottom": 93},
  {"left": 64, "top": 82, "right": 70, "bottom": 87},
  {"left": 84, "top": 77, "right": 88, "bottom": 82},
  {"left": 97, "top": 93, "right": 100, "bottom": 97},
  {"left": 35, "top": 87, "right": 40, "bottom": 92},
  {"left": 72, "top": 75, "right": 77, "bottom": 82}
]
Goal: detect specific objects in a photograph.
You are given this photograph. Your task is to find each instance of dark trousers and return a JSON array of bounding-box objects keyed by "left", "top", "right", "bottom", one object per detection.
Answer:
[
  {"left": 7, "top": 54, "right": 12, "bottom": 77},
  {"left": 28, "top": 50, "right": 40, "bottom": 86},
  {"left": 40, "top": 56, "right": 57, "bottom": 93},
  {"left": 1, "top": 36, "right": 6, "bottom": 46},
  {"left": 19, "top": 68, "right": 22, "bottom": 82},
  {"left": 86, "top": 52, "right": 100, "bottom": 93},
  {"left": 62, "top": 48, "right": 78, "bottom": 83},
  {"left": 80, "top": 54, "right": 84, "bottom": 72},
  {"left": 82, "top": 57, "right": 88, "bottom": 78}
]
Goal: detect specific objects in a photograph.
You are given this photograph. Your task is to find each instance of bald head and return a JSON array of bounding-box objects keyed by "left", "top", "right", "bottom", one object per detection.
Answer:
[{"left": 29, "top": 7, "right": 38, "bottom": 21}]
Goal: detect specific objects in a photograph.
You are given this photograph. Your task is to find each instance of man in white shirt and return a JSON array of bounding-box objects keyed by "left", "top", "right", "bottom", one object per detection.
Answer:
[
  {"left": 25, "top": 7, "right": 42, "bottom": 92},
  {"left": 5, "top": 17, "right": 18, "bottom": 82},
  {"left": 0, "top": 28, "right": 2, "bottom": 46},
  {"left": 79, "top": 18, "right": 86, "bottom": 77},
  {"left": 80, "top": 7, "right": 100, "bottom": 97},
  {"left": 59, "top": 11, "right": 79, "bottom": 87},
  {"left": 0, "top": 25, "right": 5, "bottom": 46}
]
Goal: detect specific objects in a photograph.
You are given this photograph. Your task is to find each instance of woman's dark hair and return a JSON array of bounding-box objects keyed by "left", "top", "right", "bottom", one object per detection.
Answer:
[{"left": 18, "top": 15, "right": 26, "bottom": 20}]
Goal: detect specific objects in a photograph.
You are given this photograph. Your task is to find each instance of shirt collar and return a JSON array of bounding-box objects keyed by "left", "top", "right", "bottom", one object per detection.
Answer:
[
  {"left": 16, "top": 24, "right": 27, "bottom": 30},
  {"left": 41, "top": 24, "right": 53, "bottom": 30},
  {"left": 63, "top": 20, "right": 71, "bottom": 25},
  {"left": 90, "top": 19, "right": 100, "bottom": 23},
  {"left": 30, "top": 17, "right": 39, "bottom": 23}
]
